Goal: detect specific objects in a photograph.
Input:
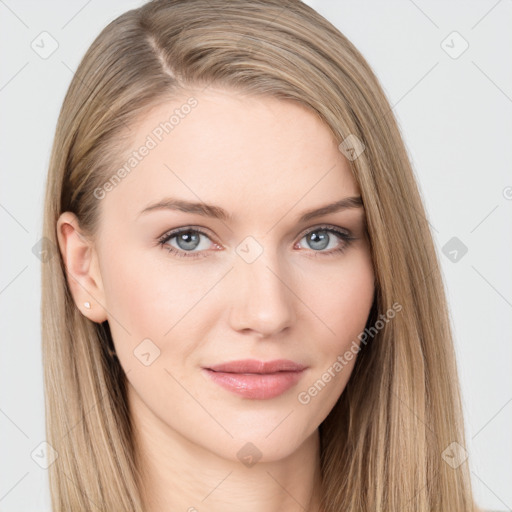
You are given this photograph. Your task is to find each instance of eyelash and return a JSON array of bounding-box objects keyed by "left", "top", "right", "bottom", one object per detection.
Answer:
[{"left": 157, "top": 224, "right": 356, "bottom": 260}]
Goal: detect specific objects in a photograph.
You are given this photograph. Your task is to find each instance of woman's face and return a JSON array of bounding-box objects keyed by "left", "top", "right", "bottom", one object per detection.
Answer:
[{"left": 87, "top": 88, "right": 374, "bottom": 462}]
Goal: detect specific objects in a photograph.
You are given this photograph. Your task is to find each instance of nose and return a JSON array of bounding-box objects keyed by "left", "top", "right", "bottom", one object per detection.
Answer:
[{"left": 227, "top": 247, "right": 296, "bottom": 338}]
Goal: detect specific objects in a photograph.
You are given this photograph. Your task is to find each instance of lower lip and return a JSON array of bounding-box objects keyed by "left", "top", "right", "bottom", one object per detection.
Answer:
[{"left": 202, "top": 368, "right": 305, "bottom": 399}]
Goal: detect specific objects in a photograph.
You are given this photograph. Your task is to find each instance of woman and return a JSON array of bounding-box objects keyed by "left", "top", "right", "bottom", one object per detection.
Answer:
[{"left": 41, "top": 0, "right": 480, "bottom": 510}]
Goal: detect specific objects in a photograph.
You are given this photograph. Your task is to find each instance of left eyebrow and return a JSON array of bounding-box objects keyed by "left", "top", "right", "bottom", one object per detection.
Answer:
[
  {"left": 297, "top": 195, "right": 363, "bottom": 223},
  {"left": 137, "top": 195, "right": 364, "bottom": 223}
]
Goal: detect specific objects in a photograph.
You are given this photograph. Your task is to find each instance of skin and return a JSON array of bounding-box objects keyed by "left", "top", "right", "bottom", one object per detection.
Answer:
[{"left": 57, "top": 88, "right": 375, "bottom": 512}]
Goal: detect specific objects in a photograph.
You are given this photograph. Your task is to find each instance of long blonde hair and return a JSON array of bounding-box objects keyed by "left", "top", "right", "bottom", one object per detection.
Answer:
[{"left": 41, "top": 0, "right": 479, "bottom": 510}]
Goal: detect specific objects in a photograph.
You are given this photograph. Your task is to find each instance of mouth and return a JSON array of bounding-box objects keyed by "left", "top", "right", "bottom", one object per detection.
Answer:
[{"left": 202, "top": 359, "right": 307, "bottom": 400}]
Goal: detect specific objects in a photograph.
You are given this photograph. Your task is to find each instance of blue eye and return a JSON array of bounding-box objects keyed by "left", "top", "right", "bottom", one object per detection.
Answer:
[
  {"left": 297, "top": 226, "right": 355, "bottom": 257},
  {"left": 158, "top": 227, "right": 214, "bottom": 259},
  {"left": 157, "top": 225, "right": 355, "bottom": 259}
]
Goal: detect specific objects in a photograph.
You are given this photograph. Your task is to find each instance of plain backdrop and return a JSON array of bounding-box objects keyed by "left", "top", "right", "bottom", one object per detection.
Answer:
[{"left": 1, "top": 1, "right": 511, "bottom": 511}]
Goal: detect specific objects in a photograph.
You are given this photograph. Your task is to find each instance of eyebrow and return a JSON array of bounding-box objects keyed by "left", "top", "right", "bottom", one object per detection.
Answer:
[{"left": 138, "top": 195, "right": 363, "bottom": 223}]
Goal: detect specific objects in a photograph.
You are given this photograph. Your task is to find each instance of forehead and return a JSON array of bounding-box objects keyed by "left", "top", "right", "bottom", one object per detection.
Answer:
[{"left": 100, "top": 88, "right": 360, "bottom": 223}]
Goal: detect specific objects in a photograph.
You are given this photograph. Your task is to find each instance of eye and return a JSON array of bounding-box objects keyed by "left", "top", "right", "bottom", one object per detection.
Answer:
[
  {"left": 295, "top": 225, "right": 355, "bottom": 257},
  {"left": 158, "top": 227, "right": 218, "bottom": 259}
]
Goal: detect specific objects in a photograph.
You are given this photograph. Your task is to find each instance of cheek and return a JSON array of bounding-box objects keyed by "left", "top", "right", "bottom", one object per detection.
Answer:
[
  {"left": 101, "top": 248, "right": 222, "bottom": 362},
  {"left": 305, "top": 250, "right": 375, "bottom": 351},
  {"left": 295, "top": 254, "right": 374, "bottom": 427}
]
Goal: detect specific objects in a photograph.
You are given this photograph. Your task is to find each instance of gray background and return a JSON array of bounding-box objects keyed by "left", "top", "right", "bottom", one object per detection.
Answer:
[{"left": 1, "top": 1, "right": 511, "bottom": 510}]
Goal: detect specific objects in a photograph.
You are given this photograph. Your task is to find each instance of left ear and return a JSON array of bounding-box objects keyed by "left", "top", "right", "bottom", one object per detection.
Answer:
[{"left": 56, "top": 211, "right": 108, "bottom": 323}]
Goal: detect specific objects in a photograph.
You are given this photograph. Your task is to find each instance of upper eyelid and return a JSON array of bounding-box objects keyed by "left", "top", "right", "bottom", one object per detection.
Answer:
[
  {"left": 300, "top": 224, "right": 351, "bottom": 236},
  {"left": 158, "top": 226, "right": 213, "bottom": 243}
]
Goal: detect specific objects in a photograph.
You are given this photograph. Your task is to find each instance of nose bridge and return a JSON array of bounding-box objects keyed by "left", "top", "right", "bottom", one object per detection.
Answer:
[{"left": 228, "top": 237, "right": 296, "bottom": 336}]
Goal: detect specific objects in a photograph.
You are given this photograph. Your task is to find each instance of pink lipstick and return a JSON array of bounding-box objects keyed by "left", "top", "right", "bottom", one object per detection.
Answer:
[{"left": 202, "top": 359, "right": 307, "bottom": 400}]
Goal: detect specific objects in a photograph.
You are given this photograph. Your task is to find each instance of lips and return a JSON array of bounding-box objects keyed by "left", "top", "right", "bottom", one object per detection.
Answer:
[
  {"left": 207, "top": 359, "right": 307, "bottom": 374},
  {"left": 203, "top": 359, "right": 307, "bottom": 400}
]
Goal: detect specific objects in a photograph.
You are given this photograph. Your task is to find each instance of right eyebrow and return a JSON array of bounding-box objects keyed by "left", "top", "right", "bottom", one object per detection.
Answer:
[{"left": 138, "top": 197, "right": 232, "bottom": 221}]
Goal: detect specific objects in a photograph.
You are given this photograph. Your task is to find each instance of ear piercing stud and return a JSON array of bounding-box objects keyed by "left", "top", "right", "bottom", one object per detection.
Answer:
[{"left": 84, "top": 301, "right": 91, "bottom": 309}]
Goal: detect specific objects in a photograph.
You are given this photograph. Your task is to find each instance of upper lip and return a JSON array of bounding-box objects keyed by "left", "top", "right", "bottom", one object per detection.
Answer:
[{"left": 205, "top": 359, "right": 307, "bottom": 374}]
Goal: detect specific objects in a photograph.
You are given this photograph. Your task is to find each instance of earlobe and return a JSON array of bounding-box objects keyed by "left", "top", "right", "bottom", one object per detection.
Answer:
[{"left": 56, "top": 212, "right": 108, "bottom": 323}]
